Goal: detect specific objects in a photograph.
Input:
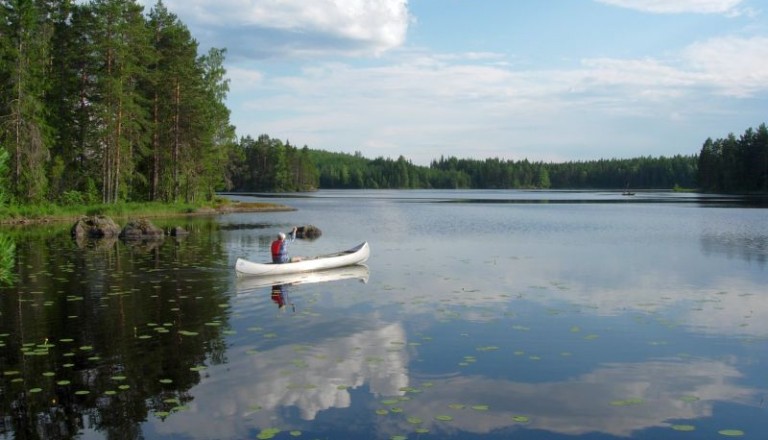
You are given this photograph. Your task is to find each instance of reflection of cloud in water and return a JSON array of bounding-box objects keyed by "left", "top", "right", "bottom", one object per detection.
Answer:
[
  {"left": 380, "top": 359, "right": 756, "bottom": 437},
  {"left": 364, "top": 251, "right": 768, "bottom": 338},
  {"left": 151, "top": 322, "right": 408, "bottom": 438}
]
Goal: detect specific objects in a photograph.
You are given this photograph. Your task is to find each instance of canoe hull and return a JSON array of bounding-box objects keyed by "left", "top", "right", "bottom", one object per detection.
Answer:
[
  {"left": 236, "top": 264, "right": 369, "bottom": 291},
  {"left": 235, "top": 242, "right": 370, "bottom": 277}
]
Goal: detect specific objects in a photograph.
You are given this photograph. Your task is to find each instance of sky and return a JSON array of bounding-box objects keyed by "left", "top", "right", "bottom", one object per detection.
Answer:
[{"left": 138, "top": 0, "right": 768, "bottom": 165}]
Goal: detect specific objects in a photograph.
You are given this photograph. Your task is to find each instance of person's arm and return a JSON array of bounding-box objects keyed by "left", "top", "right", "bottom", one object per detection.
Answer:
[{"left": 288, "top": 227, "right": 298, "bottom": 241}]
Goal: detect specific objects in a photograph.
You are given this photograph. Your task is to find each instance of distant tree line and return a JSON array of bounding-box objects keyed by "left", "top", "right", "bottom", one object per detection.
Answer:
[
  {"left": 698, "top": 123, "right": 768, "bottom": 193},
  {"left": 0, "top": 0, "right": 234, "bottom": 206},
  {"left": 227, "top": 135, "right": 700, "bottom": 191}
]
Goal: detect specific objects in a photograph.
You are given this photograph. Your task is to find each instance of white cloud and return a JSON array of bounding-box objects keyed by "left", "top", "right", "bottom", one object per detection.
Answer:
[
  {"left": 682, "top": 36, "right": 768, "bottom": 96},
  {"left": 595, "top": 0, "right": 745, "bottom": 14},
  {"left": 148, "top": 0, "right": 410, "bottom": 57},
  {"left": 228, "top": 33, "right": 768, "bottom": 162}
]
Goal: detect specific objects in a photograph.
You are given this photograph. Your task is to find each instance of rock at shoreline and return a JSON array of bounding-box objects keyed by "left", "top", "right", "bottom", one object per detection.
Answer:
[
  {"left": 297, "top": 225, "right": 322, "bottom": 239},
  {"left": 71, "top": 216, "right": 121, "bottom": 239},
  {"left": 119, "top": 218, "right": 164, "bottom": 241}
]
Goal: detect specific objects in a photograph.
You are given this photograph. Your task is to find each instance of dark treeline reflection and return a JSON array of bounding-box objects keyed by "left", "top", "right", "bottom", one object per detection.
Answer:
[{"left": 0, "top": 219, "right": 232, "bottom": 439}]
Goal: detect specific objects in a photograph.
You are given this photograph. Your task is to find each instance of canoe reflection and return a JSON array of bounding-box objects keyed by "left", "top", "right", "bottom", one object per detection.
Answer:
[{"left": 235, "top": 264, "right": 370, "bottom": 292}]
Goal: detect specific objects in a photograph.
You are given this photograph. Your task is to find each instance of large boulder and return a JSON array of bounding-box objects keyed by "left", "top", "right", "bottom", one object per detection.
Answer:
[
  {"left": 296, "top": 224, "right": 322, "bottom": 239},
  {"left": 119, "top": 218, "right": 164, "bottom": 241},
  {"left": 71, "top": 216, "right": 121, "bottom": 239}
]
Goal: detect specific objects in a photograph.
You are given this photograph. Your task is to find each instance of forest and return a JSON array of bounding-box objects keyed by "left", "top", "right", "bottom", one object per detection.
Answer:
[
  {"left": 1, "top": 1, "right": 766, "bottom": 207},
  {"left": 0, "top": 0, "right": 235, "bottom": 207}
]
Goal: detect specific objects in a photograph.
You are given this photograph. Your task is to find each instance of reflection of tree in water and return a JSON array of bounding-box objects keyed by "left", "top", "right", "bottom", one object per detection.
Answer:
[
  {"left": 0, "top": 220, "right": 231, "bottom": 439},
  {"left": 0, "top": 233, "right": 15, "bottom": 285}
]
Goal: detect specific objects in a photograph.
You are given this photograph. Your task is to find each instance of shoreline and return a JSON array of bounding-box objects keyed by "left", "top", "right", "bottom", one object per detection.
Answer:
[{"left": 0, "top": 202, "right": 296, "bottom": 226}]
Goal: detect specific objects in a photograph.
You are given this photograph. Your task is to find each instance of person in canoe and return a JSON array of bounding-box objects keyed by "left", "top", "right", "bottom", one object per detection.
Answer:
[{"left": 271, "top": 227, "right": 301, "bottom": 263}]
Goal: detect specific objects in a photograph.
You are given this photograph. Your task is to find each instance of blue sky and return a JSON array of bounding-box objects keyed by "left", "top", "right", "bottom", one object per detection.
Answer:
[{"left": 141, "top": 0, "right": 767, "bottom": 165}]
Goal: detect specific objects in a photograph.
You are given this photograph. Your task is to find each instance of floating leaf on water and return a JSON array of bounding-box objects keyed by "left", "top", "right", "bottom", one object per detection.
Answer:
[
  {"left": 159, "top": 379, "right": 173, "bottom": 384},
  {"left": 118, "top": 385, "right": 130, "bottom": 390},
  {"left": 42, "top": 372, "right": 55, "bottom": 377},
  {"left": 263, "top": 333, "right": 278, "bottom": 338},
  {"left": 583, "top": 334, "right": 599, "bottom": 340},
  {"left": 190, "top": 365, "right": 207, "bottom": 372},
  {"left": 381, "top": 399, "right": 399, "bottom": 406},
  {"left": 178, "top": 330, "right": 198, "bottom": 336},
  {"left": 29, "top": 388, "right": 43, "bottom": 393},
  {"left": 337, "top": 385, "right": 349, "bottom": 390},
  {"left": 476, "top": 346, "right": 499, "bottom": 352},
  {"left": 718, "top": 430, "right": 745, "bottom": 437},
  {"left": 104, "top": 390, "right": 117, "bottom": 395},
  {"left": 63, "top": 363, "right": 75, "bottom": 368},
  {"left": 138, "top": 335, "right": 152, "bottom": 339},
  {"left": 375, "top": 409, "right": 389, "bottom": 416},
  {"left": 80, "top": 346, "right": 93, "bottom": 351},
  {"left": 672, "top": 425, "right": 696, "bottom": 431},
  {"left": 3, "top": 371, "right": 20, "bottom": 376},
  {"left": 171, "top": 405, "right": 189, "bottom": 412},
  {"left": 435, "top": 415, "right": 453, "bottom": 421},
  {"left": 57, "top": 380, "right": 71, "bottom": 386},
  {"left": 156, "top": 411, "right": 170, "bottom": 418},
  {"left": 391, "top": 436, "right": 407, "bottom": 440},
  {"left": 75, "top": 390, "right": 90, "bottom": 395},
  {"left": 448, "top": 404, "right": 465, "bottom": 410},
  {"left": 256, "top": 429, "right": 281, "bottom": 440},
  {"left": 204, "top": 321, "right": 221, "bottom": 327},
  {"left": 112, "top": 376, "right": 127, "bottom": 381},
  {"left": 223, "top": 330, "right": 237, "bottom": 335},
  {"left": 471, "top": 405, "right": 489, "bottom": 411},
  {"left": 680, "top": 396, "right": 700, "bottom": 403},
  {"left": 570, "top": 326, "right": 581, "bottom": 333},
  {"left": 289, "top": 431, "right": 302, "bottom": 437},
  {"left": 512, "top": 415, "right": 530, "bottom": 423},
  {"left": 407, "top": 417, "right": 423, "bottom": 425},
  {"left": 415, "top": 428, "right": 430, "bottom": 434}
]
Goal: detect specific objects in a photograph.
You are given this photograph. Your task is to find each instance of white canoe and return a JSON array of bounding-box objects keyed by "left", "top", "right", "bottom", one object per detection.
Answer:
[
  {"left": 235, "top": 242, "right": 370, "bottom": 277},
  {"left": 236, "top": 264, "right": 369, "bottom": 291}
]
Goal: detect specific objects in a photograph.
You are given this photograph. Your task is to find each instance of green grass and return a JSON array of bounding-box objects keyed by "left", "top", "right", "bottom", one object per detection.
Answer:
[{"left": 0, "top": 200, "right": 224, "bottom": 224}]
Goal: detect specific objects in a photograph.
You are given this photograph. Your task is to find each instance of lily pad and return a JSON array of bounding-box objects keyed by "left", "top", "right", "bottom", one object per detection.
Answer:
[
  {"left": 672, "top": 425, "right": 696, "bottom": 431},
  {"left": 435, "top": 415, "right": 453, "bottom": 421},
  {"left": 718, "top": 430, "right": 745, "bottom": 437}
]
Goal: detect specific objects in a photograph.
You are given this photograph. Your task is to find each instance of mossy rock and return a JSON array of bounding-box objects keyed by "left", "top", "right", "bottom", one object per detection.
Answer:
[
  {"left": 120, "top": 218, "right": 164, "bottom": 240},
  {"left": 71, "top": 215, "right": 121, "bottom": 239}
]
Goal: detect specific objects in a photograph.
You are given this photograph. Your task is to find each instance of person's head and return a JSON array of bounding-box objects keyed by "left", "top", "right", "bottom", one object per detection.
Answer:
[{"left": 278, "top": 232, "right": 286, "bottom": 240}]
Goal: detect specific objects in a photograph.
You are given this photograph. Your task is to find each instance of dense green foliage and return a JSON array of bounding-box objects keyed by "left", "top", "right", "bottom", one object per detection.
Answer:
[
  {"left": 0, "top": 0, "right": 235, "bottom": 206},
  {"left": 698, "top": 123, "right": 768, "bottom": 192},
  {"left": 229, "top": 138, "right": 698, "bottom": 191},
  {"left": 230, "top": 134, "right": 318, "bottom": 192}
]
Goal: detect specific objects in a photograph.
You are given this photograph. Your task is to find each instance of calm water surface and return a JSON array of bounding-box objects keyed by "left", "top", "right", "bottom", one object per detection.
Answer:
[{"left": 1, "top": 190, "right": 767, "bottom": 439}]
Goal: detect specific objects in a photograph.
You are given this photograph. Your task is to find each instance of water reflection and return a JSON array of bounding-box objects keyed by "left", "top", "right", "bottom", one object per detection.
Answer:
[
  {"left": 368, "top": 358, "right": 754, "bottom": 437},
  {"left": 150, "top": 319, "right": 409, "bottom": 438}
]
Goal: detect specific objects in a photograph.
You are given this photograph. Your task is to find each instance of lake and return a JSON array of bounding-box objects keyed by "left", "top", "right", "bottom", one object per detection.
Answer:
[{"left": 1, "top": 190, "right": 767, "bottom": 440}]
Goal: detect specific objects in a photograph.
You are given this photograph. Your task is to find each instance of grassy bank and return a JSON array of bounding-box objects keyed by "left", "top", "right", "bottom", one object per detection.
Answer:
[{"left": 0, "top": 198, "right": 294, "bottom": 225}]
